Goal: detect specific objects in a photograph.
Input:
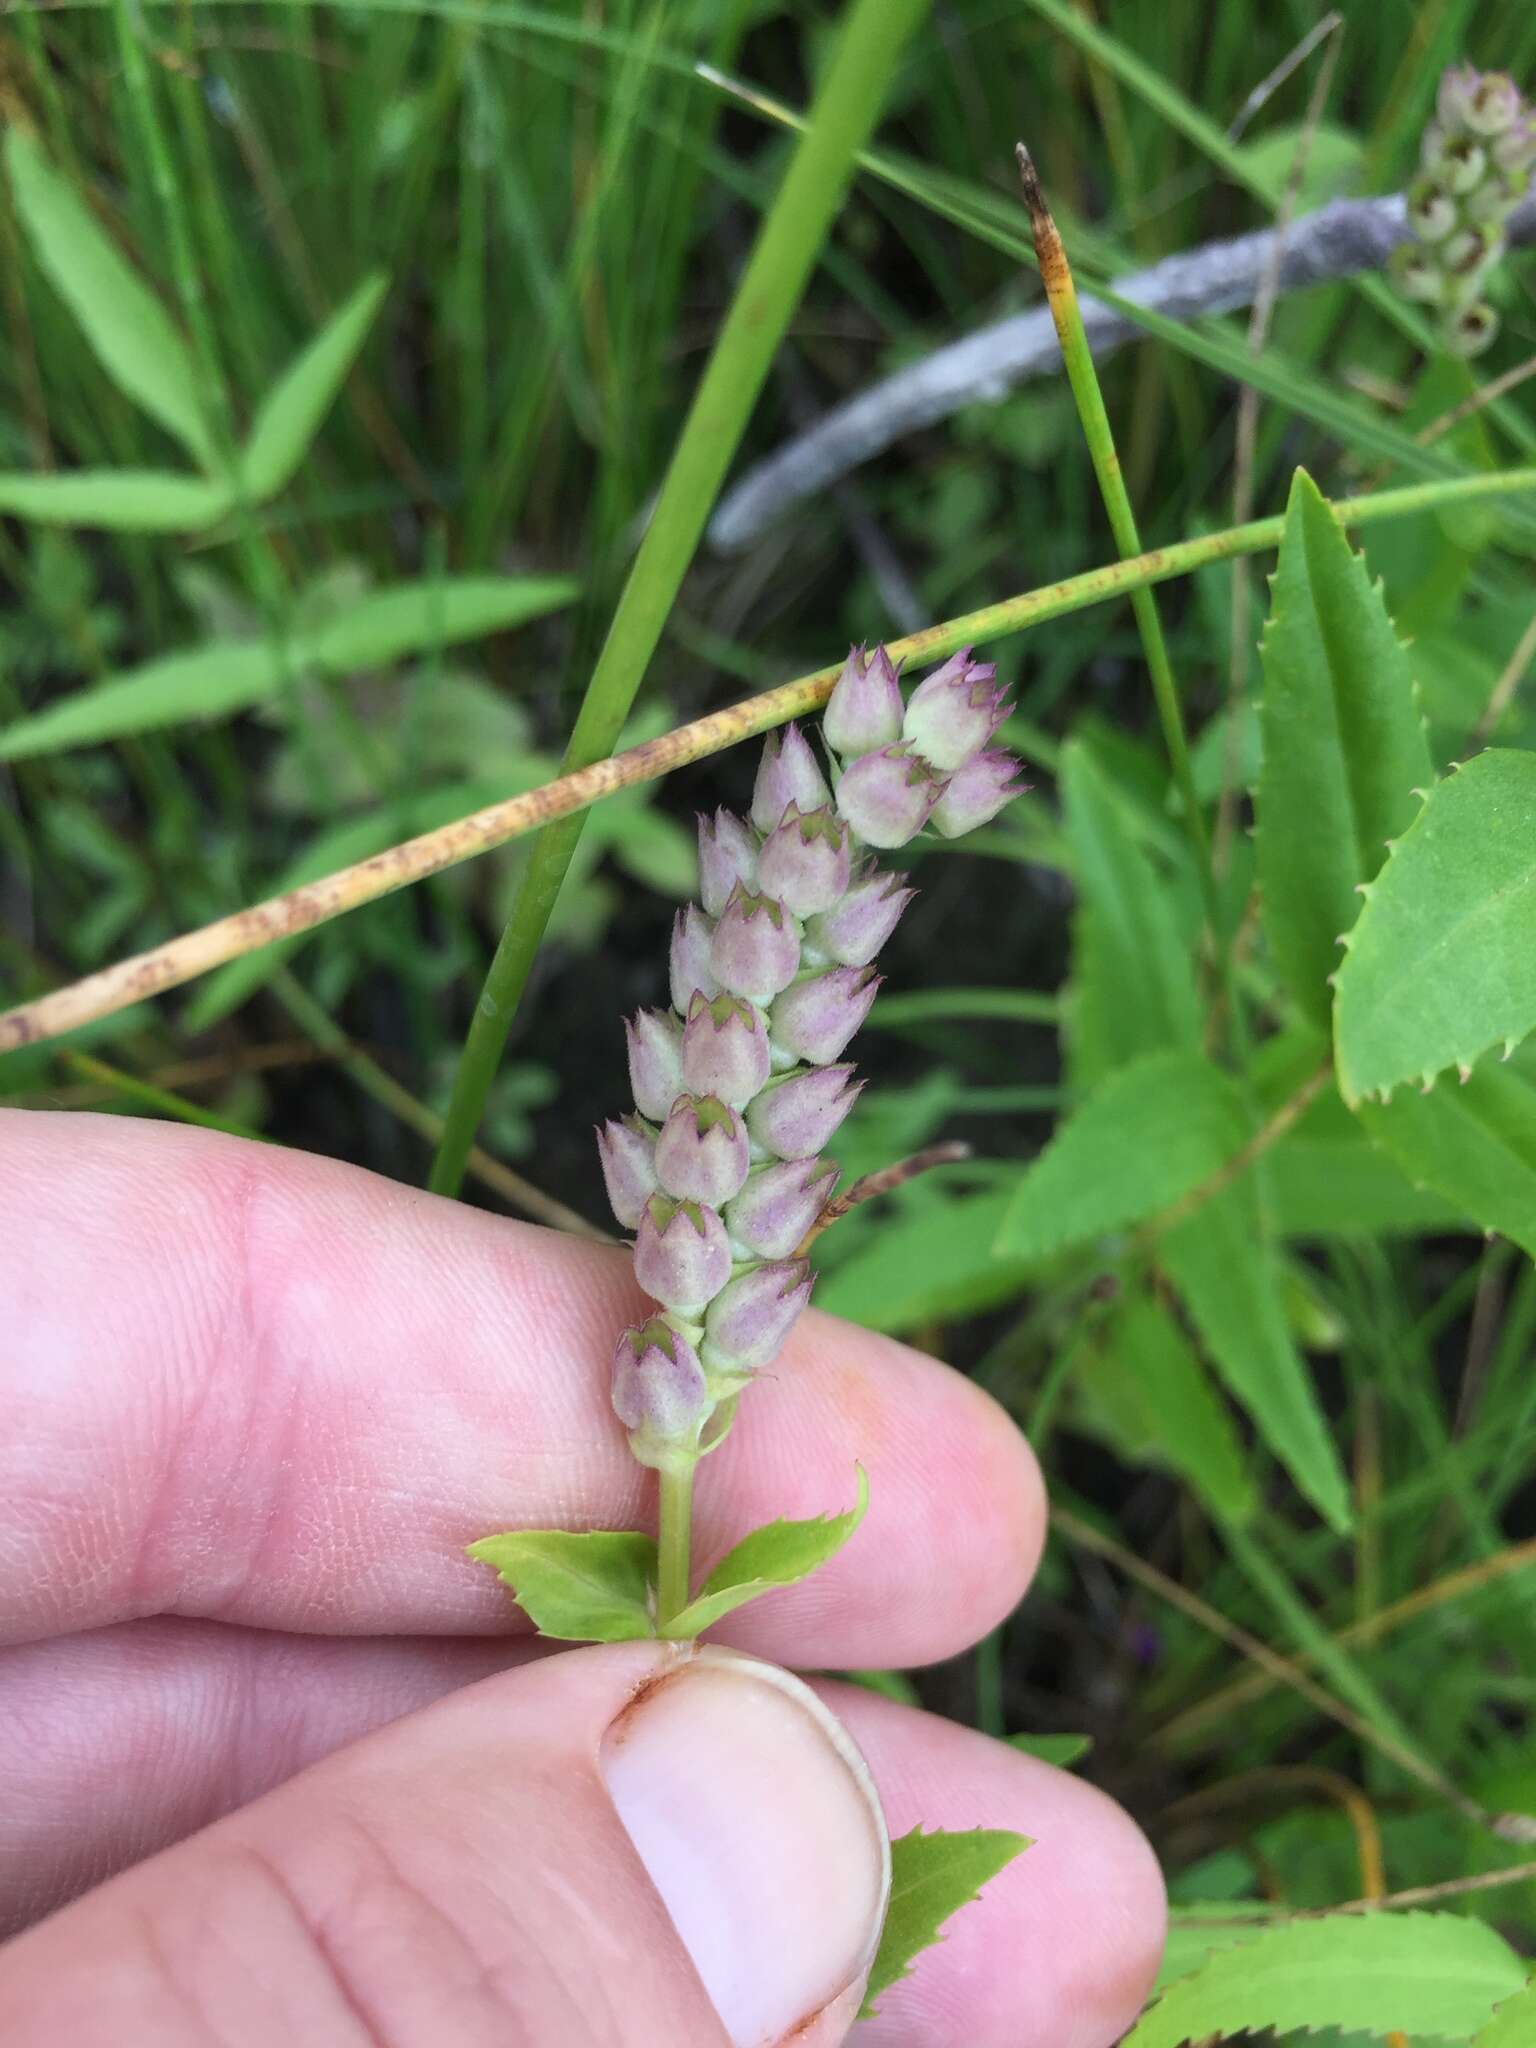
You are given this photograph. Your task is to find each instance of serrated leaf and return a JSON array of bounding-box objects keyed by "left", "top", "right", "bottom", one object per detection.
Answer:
[
  {"left": 664, "top": 1468, "right": 867, "bottom": 1639},
  {"left": 1007, "top": 1732, "right": 1091, "bottom": 1767},
  {"left": 1471, "top": 1974, "right": 1536, "bottom": 2046},
  {"left": 1335, "top": 751, "right": 1536, "bottom": 1104},
  {"left": 242, "top": 272, "right": 389, "bottom": 500},
  {"left": 1123, "top": 1911, "right": 1527, "bottom": 2047},
  {"left": 1162, "top": 1183, "right": 1352, "bottom": 1533},
  {"left": 0, "top": 641, "right": 288, "bottom": 760},
  {"left": 466, "top": 1528, "right": 657, "bottom": 1642},
  {"left": 1355, "top": 1059, "right": 1536, "bottom": 1260},
  {"left": 0, "top": 469, "right": 231, "bottom": 532},
  {"left": 995, "top": 1049, "right": 1246, "bottom": 1258},
  {"left": 1255, "top": 468, "right": 1433, "bottom": 1029},
  {"left": 861, "top": 1826, "right": 1029, "bottom": 2017},
  {"left": 6, "top": 128, "right": 213, "bottom": 466},
  {"left": 302, "top": 575, "right": 579, "bottom": 673}
]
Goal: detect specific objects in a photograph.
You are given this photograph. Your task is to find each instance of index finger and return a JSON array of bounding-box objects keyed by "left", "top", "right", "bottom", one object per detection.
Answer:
[{"left": 1, "top": 1110, "right": 1043, "bottom": 1667}]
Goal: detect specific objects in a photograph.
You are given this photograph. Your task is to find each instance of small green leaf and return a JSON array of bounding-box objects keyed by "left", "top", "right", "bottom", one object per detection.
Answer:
[
  {"left": 6, "top": 128, "right": 213, "bottom": 466},
  {"left": 1255, "top": 467, "right": 1433, "bottom": 1028},
  {"left": 1471, "top": 1975, "right": 1536, "bottom": 2047},
  {"left": 0, "top": 641, "right": 288, "bottom": 761},
  {"left": 0, "top": 469, "right": 231, "bottom": 531},
  {"left": 242, "top": 272, "right": 389, "bottom": 500},
  {"left": 861, "top": 1826, "right": 1029, "bottom": 2017},
  {"left": 995, "top": 1049, "right": 1246, "bottom": 1257},
  {"left": 1007, "top": 1732, "right": 1092, "bottom": 1767},
  {"left": 1122, "top": 1911, "right": 1527, "bottom": 2047},
  {"left": 1355, "top": 1059, "right": 1536, "bottom": 1261},
  {"left": 300, "top": 575, "right": 579, "bottom": 674},
  {"left": 1335, "top": 751, "right": 1536, "bottom": 1104},
  {"left": 466, "top": 1528, "right": 657, "bottom": 1643},
  {"left": 664, "top": 1467, "right": 868, "bottom": 1639}
]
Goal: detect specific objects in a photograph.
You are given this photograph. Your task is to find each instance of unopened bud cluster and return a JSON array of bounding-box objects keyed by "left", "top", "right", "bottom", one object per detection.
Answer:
[
  {"left": 1391, "top": 65, "right": 1534, "bottom": 357},
  {"left": 597, "top": 644, "right": 1026, "bottom": 1471}
]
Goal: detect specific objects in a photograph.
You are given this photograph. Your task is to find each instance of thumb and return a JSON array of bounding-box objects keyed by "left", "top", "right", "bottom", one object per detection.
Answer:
[{"left": 0, "top": 1642, "right": 890, "bottom": 2048}]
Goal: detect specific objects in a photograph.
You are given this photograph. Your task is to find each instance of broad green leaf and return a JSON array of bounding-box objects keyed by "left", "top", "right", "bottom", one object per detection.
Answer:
[
  {"left": 862, "top": 1827, "right": 1030, "bottom": 2017},
  {"left": 1007, "top": 1732, "right": 1091, "bottom": 1768},
  {"left": 298, "top": 575, "right": 579, "bottom": 673},
  {"left": 995, "top": 1049, "right": 1245, "bottom": 1257},
  {"left": 1472, "top": 1976, "right": 1536, "bottom": 2047},
  {"left": 664, "top": 1468, "right": 867, "bottom": 1639},
  {"left": 1060, "top": 738, "right": 1201, "bottom": 1087},
  {"left": 1078, "top": 1288, "right": 1255, "bottom": 1525},
  {"left": 0, "top": 642, "right": 288, "bottom": 761},
  {"left": 5, "top": 129, "right": 213, "bottom": 466},
  {"left": 1255, "top": 468, "right": 1433, "bottom": 1029},
  {"left": 0, "top": 470, "right": 230, "bottom": 532},
  {"left": 466, "top": 1528, "right": 657, "bottom": 1642},
  {"left": 1267, "top": 1132, "right": 1472, "bottom": 1239},
  {"left": 1355, "top": 1060, "right": 1536, "bottom": 1261},
  {"left": 813, "top": 1188, "right": 1034, "bottom": 1334},
  {"left": 1162, "top": 1184, "right": 1352, "bottom": 1533},
  {"left": 1335, "top": 751, "right": 1536, "bottom": 1104},
  {"left": 1123, "top": 1911, "right": 1527, "bottom": 2047},
  {"left": 242, "top": 272, "right": 389, "bottom": 500}
]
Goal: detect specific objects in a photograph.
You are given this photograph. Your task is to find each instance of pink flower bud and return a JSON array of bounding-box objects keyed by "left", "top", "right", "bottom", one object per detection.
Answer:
[
  {"left": 746, "top": 1064, "right": 863, "bottom": 1160},
  {"left": 596, "top": 1114, "right": 658, "bottom": 1229},
  {"left": 929, "top": 749, "right": 1028, "bottom": 838},
  {"left": 682, "top": 990, "right": 770, "bottom": 1107},
  {"left": 835, "top": 744, "right": 945, "bottom": 848},
  {"left": 697, "top": 808, "right": 758, "bottom": 918},
  {"left": 751, "top": 722, "right": 831, "bottom": 834},
  {"left": 701, "top": 1259, "right": 813, "bottom": 1377},
  {"left": 901, "top": 648, "right": 1009, "bottom": 772},
  {"left": 633, "top": 1195, "right": 732, "bottom": 1316},
  {"left": 612, "top": 1318, "right": 710, "bottom": 1462},
  {"left": 655, "top": 1094, "right": 751, "bottom": 1207},
  {"left": 804, "top": 866, "right": 914, "bottom": 968},
  {"left": 710, "top": 884, "right": 801, "bottom": 1002},
  {"left": 725, "top": 1157, "right": 837, "bottom": 1261},
  {"left": 823, "top": 643, "right": 904, "bottom": 757},
  {"left": 755, "top": 804, "right": 852, "bottom": 918},
  {"left": 625, "top": 1007, "right": 685, "bottom": 1122},
  {"left": 1437, "top": 64, "right": 1481, "bottom": 131},
  {"left": 670, "top": 903, "right": 719, "bottom": 1016},
  {"left": 769, "top": 965, "right": 881, "bottom": 1066},
  {"left": 1464, "top": 70, "right": 1523, "bottom": 137}
]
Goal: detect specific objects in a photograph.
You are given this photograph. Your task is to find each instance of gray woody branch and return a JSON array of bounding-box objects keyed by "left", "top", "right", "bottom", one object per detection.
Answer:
[{"left": 708, "top": 187, "right": 1536, "bottom": 556}]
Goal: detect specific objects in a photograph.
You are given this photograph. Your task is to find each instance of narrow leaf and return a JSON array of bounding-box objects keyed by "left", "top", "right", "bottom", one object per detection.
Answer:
[
  {"left": 862, "top": 1827, "right": 1030, "bottom": 2017},
  {"left": 1335, "top": 751, "right": 1536, "bottom": 1103},
  {"left": 1255, "top": 467, "right": 1433, "bottom": 1028},
  {"left": 1355, "top": 1060, "right": 1536, "bottom": 1261},
  {"left": 664, "top": 1468, "right": 868, "bottom": 1639},
  {"left": 996, "top": 1049, "right": 1246, "bottom": 1258},
  {"left": 1162, "top": 1184, "right": 1352, "bottom": 1533},
  {"left": 0, "top": 470, "right": 230, "bottom": 532},
  {"left": 466, "top": 1529, "right": 657, "bottom": 1643},
  {"left": 241, "top": 272, "right": 389, "bottom": 500},
  {"left": 1472, "top": 1976, "right": 1536, "bottom": 2047},
  {"left": 5, "top": 129, "right": 213, "bottom": 465},
  {"left": 1007, "top": 1732, "right": 1092, "bottom": 1767},
  {"left": 299, "top": 575, "right": 579, "bottom": 674},
  {"left": 1123, "top": 1910, "right": 1527, "bottom": 2047},
  {"left": 0, "top": 642, "right": 288, "bottom": 761}
]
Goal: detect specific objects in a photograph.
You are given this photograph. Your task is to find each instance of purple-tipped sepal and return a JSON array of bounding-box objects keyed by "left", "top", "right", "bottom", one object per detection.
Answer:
[
  {"left": 701, "top": 1259, "right": 814, "bottom": 1381},
  {"left": 626, "top": 1008, "right": 685, "bottom": 1123},
  {"left": 929, "top": 749, "right": 1028, "bottom": 838},
  {"left": 612, "top": 1318, "right": 711, "bottom": 1470},
  {"left": 633, "top": 1195, "right": 733, "bottom": 1317},
  {"left": 901, "top": 649, "right": 1009, "bottom": 772},
  {"left": 804, "top": 866, "right": 914, "bottom": 968},
  {"left": 746, "top": 1064, "right": 863, "bottom": 1160},
  {"left": 710, "top": 884, "right": 801, "bottom": 1002},
  {"left": 835, "top": 743, "right": 945, "bottom": 849},
  {"left": 756, "top": 804, "right": 852, "bottom": 918},
  {"left": 698, "top": 808, "right": 758, "bottom": 918},
  {"left": 597, "top": 1114, "right": 658, "bottom": 1229},
  {"left": 751, "top": 722, "right": 831, "bottom": 834},
  {"left": 670, "top": 903, "right": 719, "bottom": 1016},
  {"left": 682, "top": 990, "right": 771, "bottom": 1107},
  {"left": 654, "top": 1094, "right": 751, "bottom": 1207},
  {"left": 823, "top": 643, "right": 904, "bottom": 758},
  {"left": 725, "top": 1157, "right": 837, "bottom": 1261},
  {"left": 770, "top": 965, "right": 881, "bottom": 1066}
]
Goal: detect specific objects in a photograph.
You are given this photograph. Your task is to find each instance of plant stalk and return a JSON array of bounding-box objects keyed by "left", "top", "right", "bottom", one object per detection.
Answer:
[{"left": 655, "top": 1461, "right": 696, "bottom": 1633}]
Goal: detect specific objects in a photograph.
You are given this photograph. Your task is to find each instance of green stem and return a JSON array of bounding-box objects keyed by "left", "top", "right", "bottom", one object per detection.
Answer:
[
  {"left": 656, "top": 1462, "right": 696, "bottom": 1633},
  {"left": 427, "top": 0, "right": 932, "bottom": 1198}
]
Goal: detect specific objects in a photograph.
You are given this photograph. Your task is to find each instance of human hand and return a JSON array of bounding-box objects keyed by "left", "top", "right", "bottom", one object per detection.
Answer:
[{"left": 0, "top": 1110, "right": 1164, "bottom": 2045}]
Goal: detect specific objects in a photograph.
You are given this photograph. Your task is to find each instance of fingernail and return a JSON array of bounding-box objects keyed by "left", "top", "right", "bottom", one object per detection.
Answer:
[{"left": 601, "top": 1648, "right": 891, "bottom": 2047}]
